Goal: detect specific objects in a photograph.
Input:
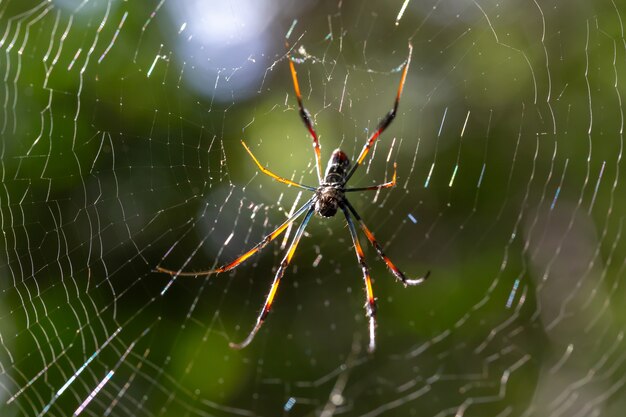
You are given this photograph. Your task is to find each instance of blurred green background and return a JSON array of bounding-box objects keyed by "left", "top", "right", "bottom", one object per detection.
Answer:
[{"left": 1, "top": 0, "right": 625, "bottom": 416}]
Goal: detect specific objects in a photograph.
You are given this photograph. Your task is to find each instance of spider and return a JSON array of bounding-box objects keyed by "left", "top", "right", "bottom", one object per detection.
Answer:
[{"left": 156, "top": 43, "right": 429, "bottom": 353}]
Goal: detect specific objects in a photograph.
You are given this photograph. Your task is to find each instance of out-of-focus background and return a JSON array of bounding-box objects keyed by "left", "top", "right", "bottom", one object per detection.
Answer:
[{"left": 1, "top": 0, "right": 625, "bottom": 416}]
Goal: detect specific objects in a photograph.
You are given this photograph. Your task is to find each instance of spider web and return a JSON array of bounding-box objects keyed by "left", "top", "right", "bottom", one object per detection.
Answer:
[{"left": 1, "top": 0, "right": 625, "bottom": 416}]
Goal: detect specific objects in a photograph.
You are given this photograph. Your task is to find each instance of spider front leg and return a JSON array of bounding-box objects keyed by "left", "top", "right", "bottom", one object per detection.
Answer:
[
  {"left": 341, "top": 205, "right": 378, "bottom": 353},
  {"left": 343, "top": 199, "right": 430, "bottom": 286},
  {"left": 230, "top": 206, "right": 315, "bottom": 349},
  {"left": 289, "top": 59, "right": 324, "bottom": 184},
  {"left": 155, "top": 198, "right": 314, "bottom": 277}
]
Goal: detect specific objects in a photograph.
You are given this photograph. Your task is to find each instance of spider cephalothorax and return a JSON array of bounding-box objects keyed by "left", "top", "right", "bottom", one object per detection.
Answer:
[
  {"left": 315, "top": 185, "right": 343, "bottom": 217},
  {"left": 157, "top": 43, "right": 429, "bottom": 353}
]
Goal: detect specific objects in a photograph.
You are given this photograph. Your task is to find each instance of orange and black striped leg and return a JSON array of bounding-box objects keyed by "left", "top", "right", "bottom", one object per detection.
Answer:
[
  {"left": 343, "top": 199, "right": 430, "bottom": 287},
  {"left": 230, "top": 206, "right": 315, "bottom": 349},
  {"left": 241, "top": 140, "right": 316, "bottom": 191},
  {"left": 289, "top": 59, "right": 323, "bottom": 184},
  {"left": 345, "top": 163, "right": 397, "bottom": 192},
  {"left": 345, "top": 43, "right": 413, "bottom": 182},
  {"left": 341, "top": 205, "right": 378, "bottom": 353},
  {"left": 155, "top": 198, "right": 315, "bottom": 277}
]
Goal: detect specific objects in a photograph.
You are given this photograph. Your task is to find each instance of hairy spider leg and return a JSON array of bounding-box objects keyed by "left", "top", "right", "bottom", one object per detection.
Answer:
[
  {"left": 345, "top": 163, "right": 397, "bottom": 192},
  {"left": 241, "top": 140, "right": 316, "bottom": 191},
  {"left": 343, "top": 199, "right": 430, "bottom": 286},
  {"left": 345, "top": 43, "right": 413, "bottom": 183},
  {"left": 155, "top": 198, "right": 315, "bottom": 277},
  {"left": 341, "top": 205, "right": 378, "bottom": 353},
  {"left": 289, "top": 59, "right": 324, "bottom": 184},
  {"left": 230, "top": 206, "right": 316, "bottom": 349}
]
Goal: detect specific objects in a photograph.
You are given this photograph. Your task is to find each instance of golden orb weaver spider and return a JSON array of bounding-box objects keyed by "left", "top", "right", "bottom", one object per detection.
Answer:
[{"left": 156, "top": 43, "right": 429, "bottom": 353}]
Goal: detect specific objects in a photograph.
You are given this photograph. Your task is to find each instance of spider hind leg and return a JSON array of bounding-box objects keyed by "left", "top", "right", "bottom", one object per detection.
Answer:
[
  {"left": 345, "top": 43, "right": 413, "bottom": 182},
  {"left": 289, "top": 58, "right": 324, "bottom": 184}
]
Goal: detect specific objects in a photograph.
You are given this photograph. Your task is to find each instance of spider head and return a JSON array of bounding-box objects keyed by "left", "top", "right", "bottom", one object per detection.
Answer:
[
  {"left": 323, "top": 149, "right": 351, "bottom": 185},
  {"left": 315, "top": 186, "right": 342, "bottom": 217}
]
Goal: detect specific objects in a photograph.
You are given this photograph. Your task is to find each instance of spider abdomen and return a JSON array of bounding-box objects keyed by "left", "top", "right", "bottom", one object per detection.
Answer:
[{"left": 323, "top": 149, "right": 351, "bottom": 184}]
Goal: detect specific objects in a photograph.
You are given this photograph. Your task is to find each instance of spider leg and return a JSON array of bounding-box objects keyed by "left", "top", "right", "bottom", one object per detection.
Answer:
[
  {"left": 345, "top": 44, "right": 412, "bottom": 183},
  {"left": 341, "top": 204, "right": 378, "bottom": 353},
  {"left": 230, "top": 205, "right": 315, "bottom": 349},
  {"left": 289, "top": 59, "right": 324, "bottom": 184},
  {"left": 241, "top": 140, "right": 316, "bottom": 191},
  {"left": 343, "top": 199, "right": 430, "bottom": 286},
  {"left": 155, "top": 198, "right": 315, "bottom": 277},
  {"left": 345, "top": 163, "right": 397, "bottom": 192}
]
